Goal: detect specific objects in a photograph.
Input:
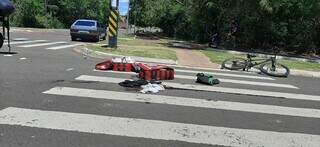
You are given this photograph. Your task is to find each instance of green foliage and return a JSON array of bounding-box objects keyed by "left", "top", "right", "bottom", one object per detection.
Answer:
[
  {"left": 130, "top": 0, "right": 320, "bottom": 54},
  {"left": 11, "top": 0, "right": 109, "bottom": 28},
  {"left": 11, "top": 0, "right": 45, "bottom": 27},
  {"left": 57, "top": 0, "right": 109, "bottom": 27},
  {"left": 8, "top": 0, "right": 320, "bottom": 54}
]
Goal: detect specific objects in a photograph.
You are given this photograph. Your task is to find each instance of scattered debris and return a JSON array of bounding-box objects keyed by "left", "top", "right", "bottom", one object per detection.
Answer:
[
  {"left": 95, "top": 60, "right": 113, "bottom": 70},
  {"left": 140, "top": 83, "right": 165, "bottom": 94},
  {"left": 66, "top": 68, "right": 74, "bottom": 71},
  {"left": 112, "top": 57, "right": 134, "bottom": 72},
  {"left": 112, "top": 57, "right": 135, "bottom": 63},
  {"left": 138, "top": 63, "right": 174, "bottom": 81},
  {"left": 119, "top": 79, "right": 149, "bottom": 88},
  {"left": 95, "top": 57, "right": 176, "bottom": 94},
  {"left": 96, "top": 57, "right": 136, "bottom": 72},
  {"left": 196, "top": 73, "right": 220, "bottom": 85},
  {"left": 82, "top": 47, "right": 91, "bottom": 59}
]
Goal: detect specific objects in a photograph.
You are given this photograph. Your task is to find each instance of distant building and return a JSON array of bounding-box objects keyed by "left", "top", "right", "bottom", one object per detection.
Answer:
[{"left": 119, "top": 16, "right": 127, "bottom": 29}]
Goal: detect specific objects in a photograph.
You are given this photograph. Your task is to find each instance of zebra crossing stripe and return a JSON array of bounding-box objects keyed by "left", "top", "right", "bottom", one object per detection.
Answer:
[
  {"left": 13, "top": 38, "right": 29, "bottom": 41},
  {"left": 46, "top": 44, "right": 84, "bottom": 50},
  {"left": 94, "top": 70, "right": 298, "bottom": 89},
  {"left": 175, "top": 75, "right": 298, "bottom": 89},
  {"left": 175, "top": 69, "right": 274, "bottom": 80},
  {"left": 171, "top": 64, "right": 262, "bottom": 74},
  {"left": 18, "top": 41, "right": 67, "bottom": 48},
  {"left": 1, "top": 107, "right": 319, "bottom": 146},
  {"left": 4, "top": 40, "right": 47, "bottom": 45},
  {"left": 44, "top": 87, "right": 320, "bottom": 119},
  {"left": 75, "top": 75, "right": 320, "bottom": 101}
]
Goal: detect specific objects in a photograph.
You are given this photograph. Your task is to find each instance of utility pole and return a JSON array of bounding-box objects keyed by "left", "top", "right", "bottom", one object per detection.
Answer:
[
  {"left": 133, "top": 0, "right": 136, "bottom": 35},
  {"left": 44, "top": 0, "right": 48, "bottom": 28},
  {"left": 126, "top": 0, "right": 130, "bottom": 34}
]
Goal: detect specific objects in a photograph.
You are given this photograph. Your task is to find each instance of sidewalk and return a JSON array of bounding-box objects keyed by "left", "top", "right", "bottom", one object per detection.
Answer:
[
  {"left": 175, "top": 49, "right": 220, "bottom": 69},
  {"left": 74, "top": 47, "right": 177, "bottom": 65},
  {"left": 207, "top": 48, "right": 320, "bottom": 64}
]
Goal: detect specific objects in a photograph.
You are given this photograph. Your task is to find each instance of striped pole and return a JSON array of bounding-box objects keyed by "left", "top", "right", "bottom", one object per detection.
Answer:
[{"left": 108, "top": 9, "right": 119, "bottom": 48}]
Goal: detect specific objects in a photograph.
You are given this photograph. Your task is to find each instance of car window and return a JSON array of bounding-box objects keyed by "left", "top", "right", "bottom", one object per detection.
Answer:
[{"left": 75, "top": 21, "right": 96, "bottom": 27}]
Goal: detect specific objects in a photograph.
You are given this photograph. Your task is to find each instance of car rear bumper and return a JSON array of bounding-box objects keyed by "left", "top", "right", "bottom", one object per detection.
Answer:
[{"left": 70, "top": 32, "right": 98, "bottom": 39}]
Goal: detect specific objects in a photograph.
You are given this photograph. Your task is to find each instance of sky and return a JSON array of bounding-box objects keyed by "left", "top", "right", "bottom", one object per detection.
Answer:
[{"left": 118, "top": 0, "right": 129, "bottom": 16}]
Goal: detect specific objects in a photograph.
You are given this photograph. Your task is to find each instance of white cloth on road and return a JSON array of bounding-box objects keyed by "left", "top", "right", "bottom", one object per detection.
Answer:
[{"left": 140, "top": 83, "right": 165, "bottom": 94}]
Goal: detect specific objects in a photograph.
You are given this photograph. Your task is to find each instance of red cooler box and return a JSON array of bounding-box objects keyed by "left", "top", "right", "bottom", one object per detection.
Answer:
[
  {"left": 113, "top": 62, "right": 133, "bottom": 72},
  {"left": 95, "top": 60, "right": 113, "bottom": 70},
  {"left": 138, "top": 63, "right": 174, "bottom": 81}
]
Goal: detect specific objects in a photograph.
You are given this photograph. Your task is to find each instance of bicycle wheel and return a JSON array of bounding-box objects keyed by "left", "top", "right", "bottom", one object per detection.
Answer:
[
  {"left": 0, "top": 33, "right": 3, "bottom": 49},
  {"left": 260, "top": 62, "right": 290, "bottom": 77},
  {"left": 222, "top": 57, "right": 246, "bottom": 70}
]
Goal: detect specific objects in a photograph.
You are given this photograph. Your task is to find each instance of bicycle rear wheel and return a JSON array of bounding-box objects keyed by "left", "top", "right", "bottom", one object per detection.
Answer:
[
  {"left": 222, "top": 57, "right": 246, "bottom": 70},
  {"left": 260, "top": 62, "right": 290, "bottom": 77},
  {"left": 0, "top": 33, "right": 3, "bottom": 49}
]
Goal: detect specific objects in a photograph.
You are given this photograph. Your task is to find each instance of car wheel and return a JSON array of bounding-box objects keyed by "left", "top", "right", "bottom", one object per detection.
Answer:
[
  {"left": 95, "top": 35, "right": 100, "bottom": 42},
  {"left": 0, "top": 33, "right": 3, "bottom": 49},
  {"left": 71, "top": 36, "right": 76, "bottom": 41}
]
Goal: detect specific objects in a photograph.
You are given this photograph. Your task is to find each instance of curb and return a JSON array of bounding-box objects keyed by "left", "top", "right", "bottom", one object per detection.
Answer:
[
  {"left": 74, "top": 47, "right": 320, "bottom": 78},
  {"left": 290, "top": 70, "right": 320, "bottom": 78},
  {"left": 73, "top": 47, "right": 178, "bottom": 65},
  {"left": 172, "top": 64, "right": 320, "bottom": 78}
]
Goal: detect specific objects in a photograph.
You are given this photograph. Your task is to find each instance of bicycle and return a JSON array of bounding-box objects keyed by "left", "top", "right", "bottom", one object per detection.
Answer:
[
  {"left": 208, "top": 33, "right": 221, "bottom": 48},
  {"left": 221, "top": 53, "right": 290, "bottom": 77}
]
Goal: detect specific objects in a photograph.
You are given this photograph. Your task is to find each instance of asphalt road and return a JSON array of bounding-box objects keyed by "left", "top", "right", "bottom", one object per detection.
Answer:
[{"left": 0, "top": 28, "right": 319, "bottom": 147}]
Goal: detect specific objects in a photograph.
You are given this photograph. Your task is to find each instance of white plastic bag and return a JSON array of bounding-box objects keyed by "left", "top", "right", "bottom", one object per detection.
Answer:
[
  {"left": 140, "top": 83, "right": 165, "bottom": 94},
  {"left": 112, "top": 57, "right": 135, "bottom": 63}
]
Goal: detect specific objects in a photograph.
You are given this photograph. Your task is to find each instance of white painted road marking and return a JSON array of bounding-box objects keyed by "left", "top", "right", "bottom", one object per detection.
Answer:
[
  {"left": 94, "top": 70, "right": 298, "bottom": 89},
  {"left": 0, "top": 107, "right": 319, "bottom": 147},
  {"left": 4, "top": 40, "right": 47, "bottom": 45},
  {"left": 66, "top": 68, "right": 74, "bottom": 71},
  {"left": 75, "top": 75, "right": 320, "bottom": 101},
  {"left": 44, "top": 87, "right": 320, "bottom": 119},
  {"left": 13, "top": 38, "right": 29, "bottom": 41},
  {"left": 175, "top": 69, "right": 274, "bottom": 80},
  {"left": 18, "top": 41, "right": 67, "bottom": 48},
  {"left": 46, "top": 44, "right": 84, "bottom": 50},
  {"left": 169, "top": 65, "right": 260, "bottom": 75},
  {"left": 175, "top": 75, "right": 298, "bottom": 89}
]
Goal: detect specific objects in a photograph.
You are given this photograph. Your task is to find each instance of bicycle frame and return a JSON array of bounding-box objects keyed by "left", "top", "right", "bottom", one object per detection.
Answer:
[
  {"left": 244, "top": 54, "right": 277, "bottom": 70},
  {"left": 222, "top": 52, "right": 289, "bottom": 77}
]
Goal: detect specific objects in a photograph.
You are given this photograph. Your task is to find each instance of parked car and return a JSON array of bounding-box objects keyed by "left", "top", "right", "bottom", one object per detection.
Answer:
[{"left": 70, "top": 19, "right": 106, "bottom": 42}]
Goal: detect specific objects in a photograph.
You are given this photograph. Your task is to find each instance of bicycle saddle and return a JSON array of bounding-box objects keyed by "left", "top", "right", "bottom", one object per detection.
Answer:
[{"left": 247, "top": 54, "right": 257, "bottom": 58}]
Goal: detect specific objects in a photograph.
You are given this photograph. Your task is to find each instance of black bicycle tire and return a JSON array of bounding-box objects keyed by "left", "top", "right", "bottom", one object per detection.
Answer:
[
  {"left": 0, "top": 33, "right": 3, "bottom": 49},
  {"left": 222, "top": 57, "right": 246, "bottom": 70},
  {"left": 259, "top": 62, "right": 290, "bottom": 77}
]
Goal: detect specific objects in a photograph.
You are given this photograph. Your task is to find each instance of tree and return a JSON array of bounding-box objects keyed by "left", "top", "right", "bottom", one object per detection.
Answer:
[
  {"left": 11, "top": 0, "right": 109, "bottom": 28},
  {"left": 130, "top": 0, "right": 320, "bottom": 54}
]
